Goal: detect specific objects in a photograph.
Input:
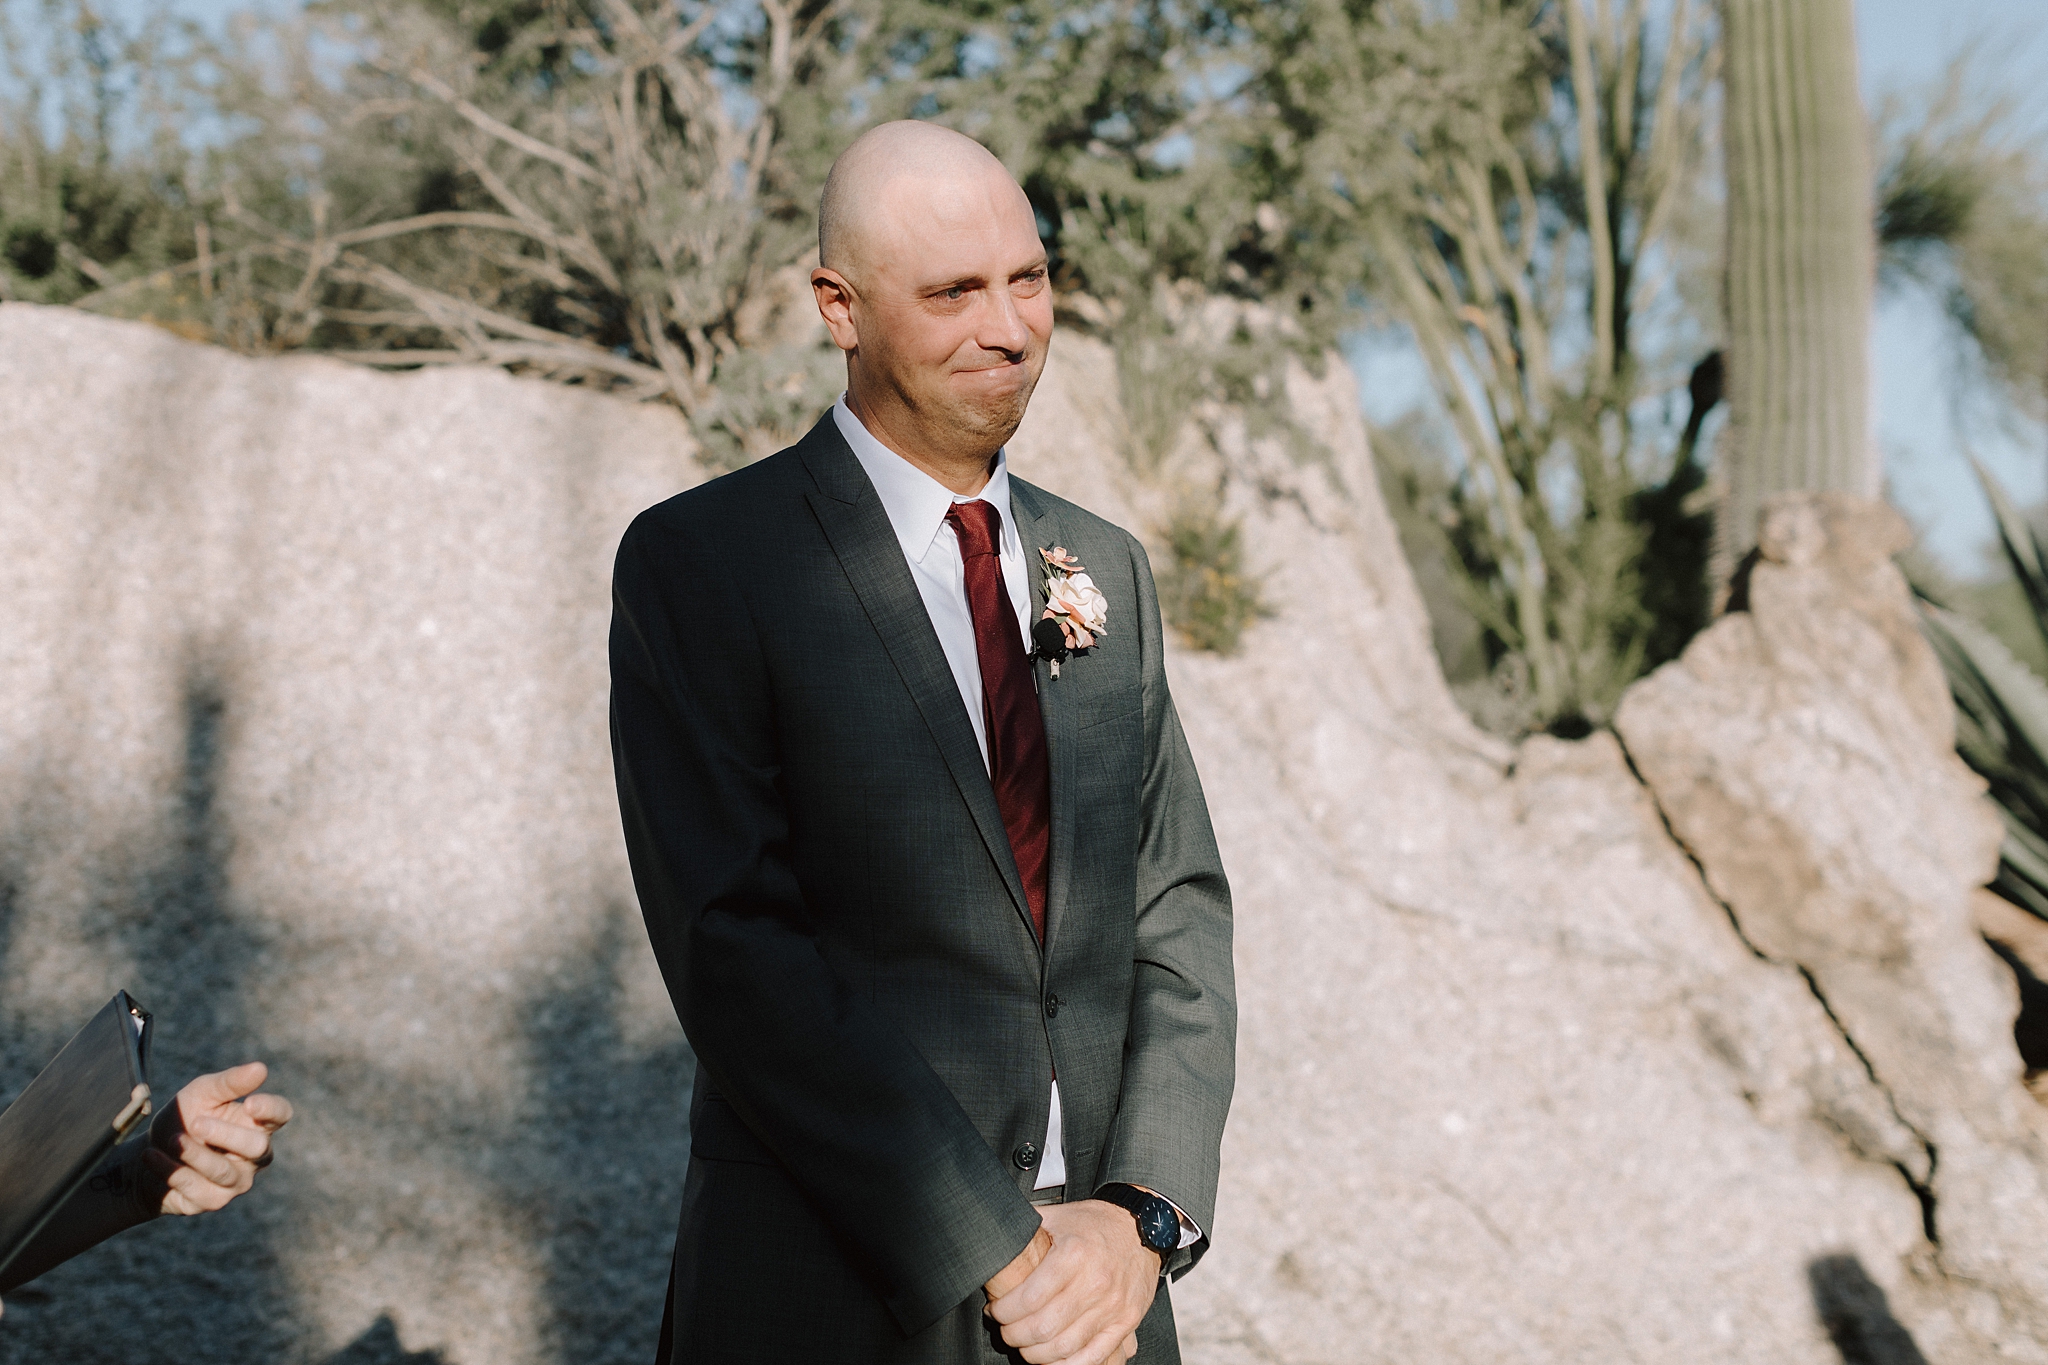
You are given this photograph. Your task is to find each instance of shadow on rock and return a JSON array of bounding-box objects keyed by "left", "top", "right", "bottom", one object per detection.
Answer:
[
  {"left": 322, "top": 1316, "right": 453, "bottom": 1365},
  {"left": 1810, "top": 1254, "right": 1928, "bottom": 1365},
  {"left": 516, "top": 899, "right": 692, "bottom": 1365},
  {"left": 1983, "top": 934, "right": 2048, "bottom": 1072},
  {"left": 0, "top": 655, "right": 304, "bottom": 1363}
]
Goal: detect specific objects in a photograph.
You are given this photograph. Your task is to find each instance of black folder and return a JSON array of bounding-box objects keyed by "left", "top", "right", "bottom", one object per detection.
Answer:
[{"left": 0, "top": 993, "right": 154, "bottom": 1282}]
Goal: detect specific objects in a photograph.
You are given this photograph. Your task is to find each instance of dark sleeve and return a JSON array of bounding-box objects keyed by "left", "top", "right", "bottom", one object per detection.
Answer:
[
  {"left": 1097, "top": 531, "right": 1238, "bottom": 1279},
  {"left": 0, "top": 1136, "right": 156, "bottom": 1293},
  {"left": 608, "top": 515, "right": 1042, "bottom": 1334}
]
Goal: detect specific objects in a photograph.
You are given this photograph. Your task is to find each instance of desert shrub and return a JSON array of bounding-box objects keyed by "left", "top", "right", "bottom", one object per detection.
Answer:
[
  {"left": 0, "top": 0, "right": 205, "bottom": 308},
  {"left": 1158, "top": 500, "right": 1271, "bottom": 656},
  {"left": 1876, "top": 59, "right": 2048, "bottom": 425},
  {"left": 1924, "top": 464, "right": 2048, "bottom": 926}
]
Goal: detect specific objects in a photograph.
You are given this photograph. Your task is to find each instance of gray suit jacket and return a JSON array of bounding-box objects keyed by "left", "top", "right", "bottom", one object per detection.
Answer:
[{"left": 609, "top": 414, "right": 1235, "bottom": 1362}]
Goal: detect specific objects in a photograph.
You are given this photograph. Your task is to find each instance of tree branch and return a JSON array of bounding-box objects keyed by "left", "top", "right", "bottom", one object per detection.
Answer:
[
  {"left": 1563, "top": 0, "right": 1617, "bottom": 391},
  {"left": 409, "top": 67, "right": 606, "bottom": 186},
  {"left": 1374, "top": 215, "right": 1560, "bottom": 709}
]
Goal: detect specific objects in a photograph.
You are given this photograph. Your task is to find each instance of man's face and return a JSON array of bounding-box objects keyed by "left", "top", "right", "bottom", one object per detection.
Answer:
[{"left": 818, "top": 166, "right": 1053, "bottom": 462}]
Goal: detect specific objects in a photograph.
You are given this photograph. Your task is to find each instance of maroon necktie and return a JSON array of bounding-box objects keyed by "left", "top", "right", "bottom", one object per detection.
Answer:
[{"left": 946, "top": 500, "right": 1052, "bottom": 941}]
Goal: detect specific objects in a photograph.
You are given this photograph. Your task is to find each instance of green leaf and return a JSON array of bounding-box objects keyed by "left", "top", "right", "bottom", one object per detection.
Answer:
[
  {"left": 1993, "top": 861, "right": 2048, "bottom": 922},
  {"left": 1972, "top": 457, "right": 2048, "bottom": 646},
  {"left": 2001, "top": 809, "right": 2048, "bottom": 887},
  {"left": 1924, "top": 604, "right": 2048, "bottom": 771},
  {"left": 1925, "top": 601, "right": 2048, "bottom": 921}
]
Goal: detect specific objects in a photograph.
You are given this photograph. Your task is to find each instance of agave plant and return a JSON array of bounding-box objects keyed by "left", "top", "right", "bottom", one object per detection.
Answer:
[{"left": 1920, "top": 461, "right": 2048, "bottom": 923}]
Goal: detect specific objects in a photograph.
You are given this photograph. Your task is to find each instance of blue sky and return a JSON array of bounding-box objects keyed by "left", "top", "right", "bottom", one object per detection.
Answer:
[{"left": 1860, "top": 0, "right": 2048, "bottom": 576}]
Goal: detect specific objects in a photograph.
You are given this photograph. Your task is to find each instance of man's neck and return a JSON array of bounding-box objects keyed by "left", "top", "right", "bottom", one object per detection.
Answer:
[{"left": 843, "top": 387, "right": 996, "bottom": 497}]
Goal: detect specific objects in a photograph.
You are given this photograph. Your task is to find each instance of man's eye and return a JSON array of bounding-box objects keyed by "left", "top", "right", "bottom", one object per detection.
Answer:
[{"left": 946, "top": 286, "right": 965, "bottom": 300}]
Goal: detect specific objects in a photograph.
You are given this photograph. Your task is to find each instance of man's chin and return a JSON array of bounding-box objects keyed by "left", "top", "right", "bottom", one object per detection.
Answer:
[{"left": 950, "top": 371, "right": 1039, "bottom": 441}]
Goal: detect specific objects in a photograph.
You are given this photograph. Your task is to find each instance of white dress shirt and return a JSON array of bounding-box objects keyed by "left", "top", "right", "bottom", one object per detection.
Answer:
[
  {"left": 834, "top": 398, "right": 1200, "bottom": 1247},
  {"left": 833, "top": 396, "right": 1068, "bottom": 1191}
]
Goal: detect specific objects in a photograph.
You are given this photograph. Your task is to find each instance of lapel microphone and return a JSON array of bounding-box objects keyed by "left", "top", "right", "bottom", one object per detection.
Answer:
[{"left": 1031, "top": 617, "right": 1070, "bottom": 663}]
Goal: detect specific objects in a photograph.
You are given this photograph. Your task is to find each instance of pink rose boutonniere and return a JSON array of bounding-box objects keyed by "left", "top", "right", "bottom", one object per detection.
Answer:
[{"left": 1034, "top": 545, "right": 1109, "bottom": 678}]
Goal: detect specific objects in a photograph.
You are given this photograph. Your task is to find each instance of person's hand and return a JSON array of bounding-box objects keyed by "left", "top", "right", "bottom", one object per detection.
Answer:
[
  {"left": 985, "top": 1222, "right": 1052, "bottom": 1302},
  {"left": 144, "top": 1062, "right": 292, "bottom": 1216},
  {"left": 985, "top": 1200, "right": 1157, "bottom": 1365}
]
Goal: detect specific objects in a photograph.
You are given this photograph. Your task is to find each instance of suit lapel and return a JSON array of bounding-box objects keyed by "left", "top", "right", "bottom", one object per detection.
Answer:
[
  {"left": 1011, "top": 478, "right": 1078, "bottom": 962},
  {"left": 798, "top": 419, "right": 1036, "bottom": 941}
]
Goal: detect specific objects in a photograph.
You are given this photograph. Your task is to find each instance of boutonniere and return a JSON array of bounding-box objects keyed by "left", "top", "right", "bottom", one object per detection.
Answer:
[{"left": 1032, "top": 545, "right": 1108, "bottom": 679}]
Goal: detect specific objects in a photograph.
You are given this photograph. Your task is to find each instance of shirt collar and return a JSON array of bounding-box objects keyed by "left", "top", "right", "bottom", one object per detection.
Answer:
[{"left": 833, "top": 393, "right": 1015, "bottom": 567}]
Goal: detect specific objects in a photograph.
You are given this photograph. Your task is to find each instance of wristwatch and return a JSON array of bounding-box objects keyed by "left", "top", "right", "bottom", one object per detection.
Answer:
[{"left": 1093, "top": 1183, "right": 1180, "bottom": 1262}]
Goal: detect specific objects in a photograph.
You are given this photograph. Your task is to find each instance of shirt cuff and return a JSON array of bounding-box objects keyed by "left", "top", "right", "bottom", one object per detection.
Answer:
[{"left": 1164, "top": 1197, "right": 1202, "bottom": 1250}]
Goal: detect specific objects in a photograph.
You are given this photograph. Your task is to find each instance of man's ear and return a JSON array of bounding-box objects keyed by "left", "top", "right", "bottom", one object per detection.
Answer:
[{"left": 811, "top": 267, "right": 860, "bottom": 353}]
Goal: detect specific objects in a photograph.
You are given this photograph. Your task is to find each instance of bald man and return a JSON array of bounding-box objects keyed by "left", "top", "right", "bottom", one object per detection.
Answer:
[{"left": 609, "top": 121, "right": 1235, "bottom": 1365}]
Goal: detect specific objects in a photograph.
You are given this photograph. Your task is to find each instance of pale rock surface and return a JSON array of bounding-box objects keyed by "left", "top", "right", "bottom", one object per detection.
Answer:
[
  {"left": 0, "top": 304, "right": 2038, "bottom": 1362},
  {"left": 1616, "top": 494, "right": 2048, "bottom": 1357},
  {"left": 0, "top": 304, "right": 691, "bottom": 1364},
  {"left": 1013, "top": 344, "right": 2006, "bottom": 1363}
]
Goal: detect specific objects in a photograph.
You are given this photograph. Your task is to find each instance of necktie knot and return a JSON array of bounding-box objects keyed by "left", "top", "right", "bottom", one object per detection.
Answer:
[{"left": 945, "top": 500, "right": 1002, "bottom": 560}]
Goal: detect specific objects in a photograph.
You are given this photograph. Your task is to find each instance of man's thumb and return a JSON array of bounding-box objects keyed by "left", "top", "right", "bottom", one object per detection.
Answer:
[{"left": 184, "top": 1060, "right": 269, "bottom": 1105}]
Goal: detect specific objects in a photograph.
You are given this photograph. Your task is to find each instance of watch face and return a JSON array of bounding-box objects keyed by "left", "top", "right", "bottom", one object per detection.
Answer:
[{"left": 1137, "top": 1199, "right": 1179, "bottom": 1253}]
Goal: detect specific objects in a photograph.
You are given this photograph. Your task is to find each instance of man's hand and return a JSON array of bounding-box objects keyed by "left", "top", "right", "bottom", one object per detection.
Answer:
[
  {"left": 144, "top": 1061, "right": 293, "bottom": 1216},
  {"left": 986, "top": 1222, "right": 1053, "bottom": 1302},
  {"left": 986, "top": 1200, "right": 1157, "bottom": 1365}
]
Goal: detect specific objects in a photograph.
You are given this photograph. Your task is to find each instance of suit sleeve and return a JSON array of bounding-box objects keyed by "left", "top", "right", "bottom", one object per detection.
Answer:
[
  {"left": 1098, "top": 531, "right": 1238, "bottom": 1279},
  {"left": 608, "top": 513, "right": 1042, "bottom": 1334}
]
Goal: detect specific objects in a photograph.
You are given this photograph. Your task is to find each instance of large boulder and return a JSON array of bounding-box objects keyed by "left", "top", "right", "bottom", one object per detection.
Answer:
[
  {"left": 1615, "top": 494, "right": 2048, "bottom": 1356},
  {"left": 0, "top": 303, "right": 2038, "bottom": 1362}
]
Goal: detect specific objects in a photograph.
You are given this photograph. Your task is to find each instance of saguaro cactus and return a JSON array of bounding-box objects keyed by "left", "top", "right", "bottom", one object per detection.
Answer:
[{"left": 1719, "top": 0, "right": 1878, "bottom": 572}]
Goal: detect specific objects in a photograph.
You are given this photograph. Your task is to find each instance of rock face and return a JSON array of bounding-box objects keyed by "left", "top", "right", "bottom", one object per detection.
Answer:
[
  {"left": 0, "top": 303, "right": 2039, "bottom": 1363},
  {"left": 0, "top": 304, "right": 691, "bottom": 1364},
  {"left": 1615, "top": 494, "right": 2048, "bottom": 1357},
  {"left": 1019, "top": 360, "right": 2030, "bottom": 1361}
]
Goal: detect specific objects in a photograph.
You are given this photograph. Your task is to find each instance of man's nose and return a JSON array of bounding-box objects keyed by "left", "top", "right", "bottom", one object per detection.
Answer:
[{"left": 980, "top": 284, "right": 1032, "bottom": 357}]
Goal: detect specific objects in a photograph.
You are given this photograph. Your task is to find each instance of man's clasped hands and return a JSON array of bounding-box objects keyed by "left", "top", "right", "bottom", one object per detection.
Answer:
[{"left": 982, "top": 1199, "right": 1162, "bottom": 1365}]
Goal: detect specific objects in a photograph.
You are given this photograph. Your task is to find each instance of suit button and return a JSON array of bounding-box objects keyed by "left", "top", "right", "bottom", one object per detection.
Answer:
[
  {"left": 1014, "top": 1142, "right": 1041, "bottom": 1170},
  {"left": 1044, "top": 995, "right": 1061, "bottom": 1019}
]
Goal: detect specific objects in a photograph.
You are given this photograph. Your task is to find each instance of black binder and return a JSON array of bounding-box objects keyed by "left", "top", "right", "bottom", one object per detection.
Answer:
[{"left": 0, "top": 993, "right": 154, "bottom": 1282}]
